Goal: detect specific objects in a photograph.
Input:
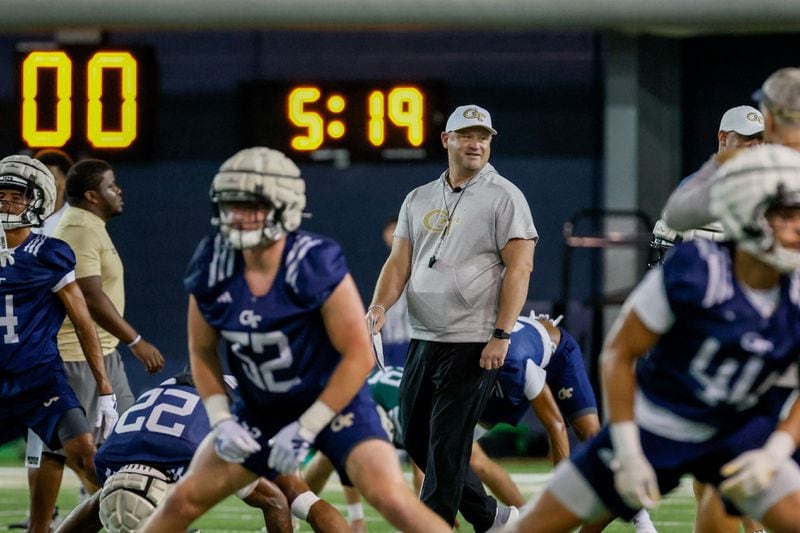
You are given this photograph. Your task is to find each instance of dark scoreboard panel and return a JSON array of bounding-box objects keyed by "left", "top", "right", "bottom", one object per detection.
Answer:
[
  {"left": 14, "top": 45, "right": 452, "bottom": 162},
  {"left": 14, "top": 45, "right": 156, "bottom": 159},
  {"left": 238, "top": 81, "right": 448, "bottom": 161}
]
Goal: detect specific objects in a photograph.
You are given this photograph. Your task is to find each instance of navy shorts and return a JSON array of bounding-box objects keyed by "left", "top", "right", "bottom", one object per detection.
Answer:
[
  {"left": 568, "top": 415, "right": 774, "bottom": 521},
  {"left": 0, "top": 365, "right": 83, "bottom": 450},
  {"left": 237, "top": 384, "right": 389, "bottom": 486},
  {"left": 546, "top": 328, "right": 598, "bottom": 421}
]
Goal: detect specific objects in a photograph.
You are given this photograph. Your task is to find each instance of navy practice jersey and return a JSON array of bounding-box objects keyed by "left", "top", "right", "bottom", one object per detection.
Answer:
[
  {"left": 184, "top": 231, "right": 349, "bottom": 417},
  {"left": 95, "top": 377, "right": 211, "bottom": 483},
  {"left": 637, "top": 240, "right": 800, "bottom": 433},
  {"left": 0, "top": 233, "right": 74, "bottom": 378},
  {"left": 480, "top": 316, "right": 549, "bottom": 427}
]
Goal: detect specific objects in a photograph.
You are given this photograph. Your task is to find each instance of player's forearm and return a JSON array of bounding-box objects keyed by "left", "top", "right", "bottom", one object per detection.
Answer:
[
  {"left": 60, "top": 283, "right": 113, "bottom": 394},
  {"left": 600, "top": 346, "right": 637, "bottom": 423},
  {"left": 190, "top": 347, "right": 227, "bottom": 399},
  {"left": 74, "top": 324, "right": 113, "bottom": 395},
  {"left": 546, "top": 426, "right": 570, "bottom": 465},
  {"left": 317, "top": 346, "right": 373, "bottom": 413}
]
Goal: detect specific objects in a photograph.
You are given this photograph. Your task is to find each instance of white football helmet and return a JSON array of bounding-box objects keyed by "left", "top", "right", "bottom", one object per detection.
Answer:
[
  {"left": 710, "top": 144, "right": 800, "bottom": 272},
  {"left": 98, "top": 464, "right": 170, "bottom": 533},
  {"left": 0, "top": 154, "right": 56, "bottom": 229},
  {"left": 210, "top": 147, "right": 306, "bottom": 249}
]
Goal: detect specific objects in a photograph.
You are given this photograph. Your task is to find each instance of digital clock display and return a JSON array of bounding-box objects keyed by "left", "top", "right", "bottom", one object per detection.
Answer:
[
  {"left": 15, "top": 45, "right": 155, "bottom": 159},
  {"left": 238, "top": 81, "right": 446, "bottom": 161}
]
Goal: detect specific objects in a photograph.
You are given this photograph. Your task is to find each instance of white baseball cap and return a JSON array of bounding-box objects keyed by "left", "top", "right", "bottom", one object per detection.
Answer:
[
  {"left": 719, "top": 105, "right": 764, "bottom": 136},
  {"left": 445, "top": 104, "right": 497, "bottom": 135},
  {"left": 758, "top": 67, "right": 800, "bottom": 122}
]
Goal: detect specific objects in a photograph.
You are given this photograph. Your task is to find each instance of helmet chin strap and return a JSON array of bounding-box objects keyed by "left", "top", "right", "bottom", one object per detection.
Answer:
[{"left": 0, "top": 225, "right": 16, "bottom": 267}]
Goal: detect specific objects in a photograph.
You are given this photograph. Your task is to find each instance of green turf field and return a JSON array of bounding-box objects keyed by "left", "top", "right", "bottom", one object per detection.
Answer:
[{"left": 0, "top": 439, "right": 698, "bottom": 532}]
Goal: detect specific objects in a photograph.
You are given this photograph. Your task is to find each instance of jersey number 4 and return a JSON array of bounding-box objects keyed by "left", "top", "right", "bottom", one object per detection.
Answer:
[
  {"left": 690, "top": 337, "right": 777, "bottom": 410},
  {"left": 0, "top": 295, "right": 19, "bottom": 344}
]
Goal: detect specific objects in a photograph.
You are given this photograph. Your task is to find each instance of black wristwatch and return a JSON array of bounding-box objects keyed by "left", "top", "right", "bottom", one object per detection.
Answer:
[{"left": 492, "top": 328, "right": 511, "bottom": 340}]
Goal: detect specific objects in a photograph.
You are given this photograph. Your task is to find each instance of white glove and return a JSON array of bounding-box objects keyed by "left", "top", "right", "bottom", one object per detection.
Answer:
[
  {"left": 610, "top": 422, "right": 661, "bottom": 509},
  {"left": 0, "top": 249, "right": 14, "bottom": 267},
  {"left": 95, "top": 394, "right": 118, "bottom": 440},
  {"left": 720, "top": 430, "right": 795, "bottom": 500},
  {"left": 267, "top": 421, "right": 314, "bottom": 474},
  {"left": 213, "top": 418, "right": 262, "bottom": 463}
]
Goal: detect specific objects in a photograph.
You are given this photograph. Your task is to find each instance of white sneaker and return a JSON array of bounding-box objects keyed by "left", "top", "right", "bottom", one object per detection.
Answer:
[
  {"left": 632, "top": 509, "right": 658, "bottom": 533},
  {"left": 488, "top": 504, "right": 519, "bottom": 532}
]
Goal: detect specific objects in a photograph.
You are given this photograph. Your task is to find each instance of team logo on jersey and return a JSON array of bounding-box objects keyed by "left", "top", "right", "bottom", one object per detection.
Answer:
[
  {"left": 557, "top": 387, "right": 573, "bottom": 400},
  {"left": 422, "top": 209, "right": 450, "bottom": 233},
  {"left": 740, "top": 332, "right": 774, "bottom": 355},
  {"left": 330, "top": 412, "right": 355, "bottom": 432},
  {"left": 239, "top": 309, "right": 262, "bottom": 328},
  {"left": 43, "top": 396, "right": 59, "bottom": 407}
]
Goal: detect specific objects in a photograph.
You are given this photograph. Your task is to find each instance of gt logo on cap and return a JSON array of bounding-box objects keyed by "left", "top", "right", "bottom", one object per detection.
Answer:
[
  {"left": 747, "top": 112, "right": 764, "bottom": 124},
  {"left": 463, "top": 108, "right": 487, "bottom": 122}
]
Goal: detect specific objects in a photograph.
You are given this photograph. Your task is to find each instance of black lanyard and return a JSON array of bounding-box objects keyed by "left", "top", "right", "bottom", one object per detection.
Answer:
[{"left": 428, "top": 174, "right": 470, "bottom": 268}]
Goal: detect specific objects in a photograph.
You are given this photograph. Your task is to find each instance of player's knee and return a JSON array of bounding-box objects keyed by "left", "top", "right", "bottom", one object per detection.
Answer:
[
  {"left": 63, "top": 437, "right": 97, "bottom": 480},
  {"left": 573, "top": 416, "right": 601, "bottom": 442},
  {"left": 470, "top": 453, "right": 490, "bottom": 477},
  {"left": 244, "top": 479, "right": 288, "bottom": 513}
]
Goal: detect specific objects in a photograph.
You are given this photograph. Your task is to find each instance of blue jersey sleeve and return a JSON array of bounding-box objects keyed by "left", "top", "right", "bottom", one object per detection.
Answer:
[
  {"left": 184, "top": 233, "right": 239, "bottom": 300},
  {"left": 38, "top": 236, "right": 76, "bottom": 281},
  {"left": 661, "top": 240, "right": 732, "bottom": 312},
  {"left": 285, "top": 232, "right": 349, "bottom": 308}
]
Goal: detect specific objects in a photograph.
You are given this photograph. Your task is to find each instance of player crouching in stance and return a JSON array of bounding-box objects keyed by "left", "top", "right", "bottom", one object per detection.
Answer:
[
  {"left": 512, "top": 144, "right": 800, "bottom": 533},
  {"left": 140, "top": 147, "right": 451, "bottom": 533},
  {"left": 55, "top": 372, "right": 346, "bottom": 533},
  {"left": 0, "top": 155, "right": 117, "bottom": 533}
]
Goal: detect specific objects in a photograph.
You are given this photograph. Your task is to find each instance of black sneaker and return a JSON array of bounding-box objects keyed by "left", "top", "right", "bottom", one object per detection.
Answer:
[{"left": 8, "top": 506, "right": 60, "bottom": 530}]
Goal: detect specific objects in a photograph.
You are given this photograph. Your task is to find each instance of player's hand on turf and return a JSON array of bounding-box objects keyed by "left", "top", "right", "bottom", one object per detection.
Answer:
[
  {"left": 267, "top": 421, "right": 314, "bottom": 474},
  {"left": 130, "top": 339, "right": 165, "bottom": 373},
  {"left": 213, "top": 418, "right": 262, "bottom": 463},
  {"left": 609, "top": 421, "right": 661, "bottom": 509},
  {"left": 720, "top": 431, "right": 795, "bottom": 499},
  {"left": 96, "top": 393, "right": 118, "bottom": 439}
]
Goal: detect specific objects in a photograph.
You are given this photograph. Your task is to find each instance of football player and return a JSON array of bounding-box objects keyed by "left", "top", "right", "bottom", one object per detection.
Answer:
[
  {"left": 514, "top": 145, "right": 800, "bottom": 532},
  {"left": 55, "top": 371, "right": 348, "bottom": 533},
  {"left": 140, "top": 147, "right": 451, "bottom": 533},
  {"left": 0, "top": 155, "right": 117, "bottom": 533}
]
